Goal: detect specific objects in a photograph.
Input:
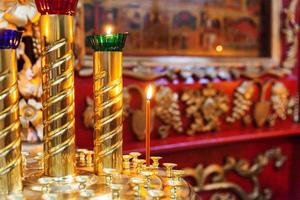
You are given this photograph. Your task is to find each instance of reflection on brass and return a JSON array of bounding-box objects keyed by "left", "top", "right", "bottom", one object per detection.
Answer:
[
  {"left": 93, "top": 51, "right": 123, "bottom": 175},
  {"left": 40, "top": 15, "right": 76, "bottom": 177},
  {"left": 155, "top": 86, "right": 183, "bottom": 138},
  {"left": 282, "top": 0, "right": 299, "bottom": 70},
  {"left": 253, "top": 81, "right": 271, "bottom": 127},
  {"left": 226, "top": 81, "right": 255, "bottom": 125},
  {"left": 184, "top": 147, "right": 287, "bottom": 200},
  {"left": 182, "top": 84, "right": 229, "bottom": 135},
  {"left": 0, "top": 49, "right": 22, "bottom": 195}
]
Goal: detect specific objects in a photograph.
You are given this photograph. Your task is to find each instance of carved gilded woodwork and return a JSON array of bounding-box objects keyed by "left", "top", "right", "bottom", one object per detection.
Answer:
[
  {"left": 183, "top": 147, "right": 287, "bottom": 200},
  {"left": 182, "top": 84, "right": 229, "bottom": 135},
  {"left": 226, "top": 81, "right": 255, "bottom": 125},
  {"left": 268, "top": 82, "right": 296, "bottom": 126},
  {"left": 155, "top": 86, "right": 183, "bottom": 138},
  {"left": 282, "top": 0, "right": 299, "bottom": 71},
  {"left": 83, "top": 81, "right": 296, "bottom": 139}
]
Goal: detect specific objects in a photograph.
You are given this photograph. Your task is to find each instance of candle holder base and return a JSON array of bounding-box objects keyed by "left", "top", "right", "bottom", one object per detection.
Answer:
[{"left": 18, "top": 151, "right": 198, "bottom": 199}]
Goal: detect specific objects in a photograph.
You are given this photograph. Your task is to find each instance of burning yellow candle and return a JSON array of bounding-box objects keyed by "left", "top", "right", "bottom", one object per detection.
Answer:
[{"left": 146, "top": 85, "right": 153, "bottom": 166}]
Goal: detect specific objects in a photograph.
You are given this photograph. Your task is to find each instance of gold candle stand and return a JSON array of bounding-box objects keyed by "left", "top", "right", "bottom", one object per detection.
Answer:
[
  {"left": 0, "top": 30, "right": 22, "bottom": 195},
  {"left": 39, "top": 14, "right": 76, "bottom": 177},
  {"left": 20, "top": 150, "right": 198, "bottom": 199},
  {"left": 87, "top": 33, "right": 127, "bottom": 175}
]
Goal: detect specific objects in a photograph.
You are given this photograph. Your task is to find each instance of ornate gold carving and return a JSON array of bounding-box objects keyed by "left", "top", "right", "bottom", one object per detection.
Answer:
[
  {"left": 155, "top": 86, "right": 183, "bottom": 138},
  {"left": 268, "top": 82, "right": 296, "bottom": 126},
  {"left": 184, "top": 147, "right": 287, "bottom": 200},
  {"left": 226, "top": 81, "right": 255, "bottom": 125},
  {"left": 282, "top": 0, "right": 299, "bottom": 71},
  {"left": 182, "top": 83, "right": 229, "bottom": 135}
]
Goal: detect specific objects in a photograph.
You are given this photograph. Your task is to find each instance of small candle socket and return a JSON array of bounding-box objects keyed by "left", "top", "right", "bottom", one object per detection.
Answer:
[
  {"left": 130, "top": 177, "right": 144, "bottom": 198},
  {"left": 77, "top": 149, "right": 87, "bottom": 167},
  {"left": 38, "top": 177, "right": 54, "bottom": 194},
  {"left": 75, "top": 175, "right": 89, "bottom": 190},
  {"left": 130, "top": 152, "right": 141, "bottom": 165},
  {"left": 172, "top": 170, "right": 185, "bottom": 182},
  {"left": 151, "top": 156, "right": 162, "bottom": 168},
  {"left": 168, "top": 180, "right": 180, "bottom": 200},
  {"left": 111, "top": 184, "right": 122, "bottom": 200},
  {"left": 136, "top": 159, "right": 146, "bottom": 174},
  {"left": 140, "top": 168, "right": 153, "bottom": 189},
  {"left": 85, "top": 151, "right": 94, "bottom": 167},
  {"left": 148, "top": 189, "right": 164, "bottom": 200},
  {"left": 163, "top": 163, "right": 178, "bottom": 178},
  {"left": 122, "top": 155, "right": 132, "bottom": 171},
  {"left": 103, "top": 168, "right": 118, "bottom": 186}
]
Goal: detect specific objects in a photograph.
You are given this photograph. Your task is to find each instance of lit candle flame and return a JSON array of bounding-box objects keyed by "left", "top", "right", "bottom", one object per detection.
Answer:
[
  {"left": 106, "top": 25, "right": 113, "bottom": 35},
  {"left": 146, "top": 85, "right": 153, "bottom": 100}
]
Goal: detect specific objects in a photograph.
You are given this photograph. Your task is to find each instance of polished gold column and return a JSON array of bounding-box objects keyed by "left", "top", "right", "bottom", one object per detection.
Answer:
[
  {"left": 87, "top": 33, "right": 127, "bottom": 175},
  {"left": 93, "top": 51, "right": 123, "bottom": 175},
  {"left": 40, "top": 15, "right": 76, "bottom": 177},
  {"left": 0, "top": 33, "right": 22, "bottom": 195}
]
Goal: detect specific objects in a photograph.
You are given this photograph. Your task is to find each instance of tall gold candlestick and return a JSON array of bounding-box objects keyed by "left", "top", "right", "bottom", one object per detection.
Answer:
[
  {"left": 35, "top": 0, "right": 78, "bottom": 177},
  {"left": 87, "top": 29, "right": 127, "bottom": 175},
  {"left": 0, "top": 29, "right": 22, "bottom": 195}
]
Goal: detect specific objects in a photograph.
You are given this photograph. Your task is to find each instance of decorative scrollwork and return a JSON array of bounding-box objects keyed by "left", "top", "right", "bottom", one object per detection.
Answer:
[
  {"left": 184, "top": 147, "right": 287, "bottom": 200},
  {"left": 282, "top": 0, "right": 299, "bottom": 71},
  {"left": 155, "top": 86, "right": 183, "bottom": 138},
  {"left": 182, "top": 83, "right": 229, "bottom": 135}
]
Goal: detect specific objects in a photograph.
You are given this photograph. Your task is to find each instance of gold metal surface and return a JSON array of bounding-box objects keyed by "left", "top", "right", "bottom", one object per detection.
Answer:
[
  {"left": 93, "top": 51, "right": 123, "bottom": 175},
  {"left": 40, "top": 15, "right": 76, "bottom": 177},
  {"left": 0, "top": 49, "right": 22, "bottom": 195}
]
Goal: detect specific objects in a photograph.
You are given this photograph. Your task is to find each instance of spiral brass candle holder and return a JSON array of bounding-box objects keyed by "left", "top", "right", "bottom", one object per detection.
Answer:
[
  {"left": 35, "top": 0, "right": 78, "bottom": 177},
  {"left": 0, "top": 29, "right": 23, "bottom": 195},
  {"left": 87, "top": 33, "right": 127, "bottom": 175}
]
